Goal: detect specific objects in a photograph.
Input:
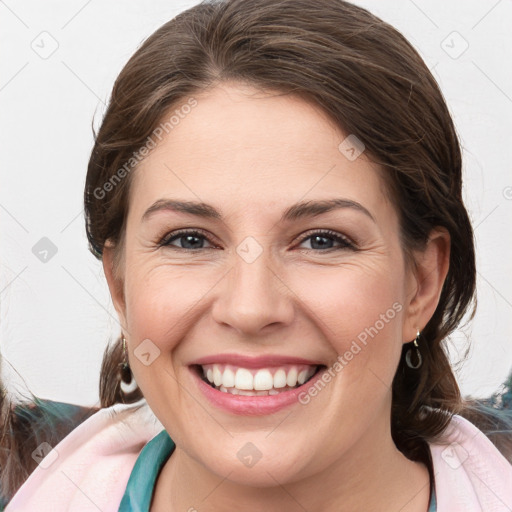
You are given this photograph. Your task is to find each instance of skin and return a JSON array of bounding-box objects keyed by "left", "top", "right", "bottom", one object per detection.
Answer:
[{"left": 103, "top": 82, "right": 450, "bottom": 511}]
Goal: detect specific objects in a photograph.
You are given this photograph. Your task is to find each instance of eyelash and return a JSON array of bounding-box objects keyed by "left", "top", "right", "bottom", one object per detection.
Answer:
[{"left": 158, "top": 228, "right": 356, "bottom": 252}]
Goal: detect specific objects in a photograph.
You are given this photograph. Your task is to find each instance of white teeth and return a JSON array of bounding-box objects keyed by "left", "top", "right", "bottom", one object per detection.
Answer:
[
  {"left": 213, "top": 366, "right": 223, "bottom": 387},
  {"left": 297, "top": 369, "right": 309, "bottom": 385},
  {"left": 273, "top": 369, "right": 287, "bottom": 388},
  {"left": 253, "top": 369, "right": 273, "bottom": 390},
  {"left": 201, "top": 363, "right": 319, "bottom": 392},
  {"left": 286, "top": 368, "right": 298, "bottom": 387},
  {"left": 235, "top": 368, "right": 254, "bottom": 390},
  {"left": 222, "top": 368, "right": 235, "bottom": 388}
]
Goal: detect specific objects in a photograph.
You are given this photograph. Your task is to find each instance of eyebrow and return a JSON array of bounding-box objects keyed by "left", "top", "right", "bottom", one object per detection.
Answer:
[{"left": 142, "top": 198, "right": 375, "bottom": 223}]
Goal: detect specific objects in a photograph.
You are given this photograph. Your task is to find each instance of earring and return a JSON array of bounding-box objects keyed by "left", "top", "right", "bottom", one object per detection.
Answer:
[
  {"left": 119, "top": 336, "right": 138, "bottom": 394},
  {"left": 405, "top": 330, "right": 422, "bottom": 369}
]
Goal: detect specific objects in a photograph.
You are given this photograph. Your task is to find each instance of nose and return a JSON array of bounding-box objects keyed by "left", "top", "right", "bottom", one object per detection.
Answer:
[{"left": 211, "top": 246, "right": 295, "bottom": 337}]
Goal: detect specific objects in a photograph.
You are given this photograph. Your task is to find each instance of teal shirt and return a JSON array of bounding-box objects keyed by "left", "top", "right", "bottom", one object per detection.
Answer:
[
  {"left": 429, "top": 489, "right": 437, "bottom": 511},
  {"left": 119, "top": 430, "right": 437, "bottom": 511},
  {"left": 119, "top": 430, "right": 175, "bottom": 512}
]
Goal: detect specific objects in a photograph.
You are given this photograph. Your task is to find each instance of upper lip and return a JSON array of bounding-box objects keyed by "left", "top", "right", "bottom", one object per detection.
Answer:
[{"left": 189, "top": 353, "right": 325, "bottom": 368}]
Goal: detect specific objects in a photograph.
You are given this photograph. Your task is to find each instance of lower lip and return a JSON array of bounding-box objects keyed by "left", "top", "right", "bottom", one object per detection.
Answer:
[{"left": 190, "top": 365, "right": 326, "bottom": 415}]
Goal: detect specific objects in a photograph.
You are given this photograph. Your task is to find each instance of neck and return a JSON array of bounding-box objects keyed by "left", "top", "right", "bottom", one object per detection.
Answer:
[{"left": 151, "top": 414, "right": 431, "bottom": 512}]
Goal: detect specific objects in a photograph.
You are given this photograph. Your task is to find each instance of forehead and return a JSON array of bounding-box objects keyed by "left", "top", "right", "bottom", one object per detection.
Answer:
[{"left": 129, "top": 83, "right": 391, "bottom": 220}]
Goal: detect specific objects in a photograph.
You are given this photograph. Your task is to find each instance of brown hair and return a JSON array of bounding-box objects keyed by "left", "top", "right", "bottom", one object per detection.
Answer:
[{"left": 5, "top": 0, "right": 509, "bottom": 503}]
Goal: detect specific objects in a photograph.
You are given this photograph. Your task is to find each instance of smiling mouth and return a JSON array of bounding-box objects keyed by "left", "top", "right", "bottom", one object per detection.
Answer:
[{"left": 192, "top": 363, "right": 326, "bottom": 396}]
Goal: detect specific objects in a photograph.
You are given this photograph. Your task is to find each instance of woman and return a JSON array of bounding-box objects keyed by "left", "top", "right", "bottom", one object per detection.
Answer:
[{"left": 3, "top": 0, "right": 512, "bottom": 510}]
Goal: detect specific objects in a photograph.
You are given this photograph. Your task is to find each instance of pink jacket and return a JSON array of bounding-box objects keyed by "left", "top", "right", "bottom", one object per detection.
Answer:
[{"left": 6, "top": 400, "right": 512, "bottom": 511}]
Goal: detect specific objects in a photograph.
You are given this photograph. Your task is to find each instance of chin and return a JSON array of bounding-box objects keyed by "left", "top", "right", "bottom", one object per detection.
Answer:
[{"left": 200, "top": 450, "right": 310, "bottom": 488}]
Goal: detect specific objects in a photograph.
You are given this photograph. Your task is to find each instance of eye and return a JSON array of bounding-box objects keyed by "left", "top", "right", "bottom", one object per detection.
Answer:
[
  {"left": 159, "top": 229, "right": 216, "bottom": 250},
  {"left": 158, "top": 228, "right": 355, "bottom": 252},
  {"left": 296, "top": 229, "right": 356, "bottom": 251}
]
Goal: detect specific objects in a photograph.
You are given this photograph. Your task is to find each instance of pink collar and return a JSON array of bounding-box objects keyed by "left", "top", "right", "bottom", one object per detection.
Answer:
[
  {"left": 430, "top": 414, "right": 512, "bottom": 510},
  {"left": 6, "top": 402, "right": 512, "bottom": 511}
]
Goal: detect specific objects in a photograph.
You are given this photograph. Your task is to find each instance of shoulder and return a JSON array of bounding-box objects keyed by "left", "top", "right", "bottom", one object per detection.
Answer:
[
  {"left": 5, "top": 399, "right": 163, "bottom": 512},
  {"left": 429, "top": 412, "right": 512, "bottom": 511},
  {"left": 457, "top": 401, "right": 512, "bottom": 463},
  {"left": 0, "top": 397, "right": 98, "bottom": 508}
]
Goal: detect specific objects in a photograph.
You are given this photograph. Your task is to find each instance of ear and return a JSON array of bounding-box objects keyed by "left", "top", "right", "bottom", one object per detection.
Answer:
[
  {"left": 402, "top": 227, "right": 450, "bottom": 343},
  {"left": 102, "top": 241, "right": 128, "bottom": 333}
]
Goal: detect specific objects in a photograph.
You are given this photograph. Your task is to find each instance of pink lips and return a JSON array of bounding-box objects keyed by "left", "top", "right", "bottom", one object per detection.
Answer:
[
  {"left": 189, "top": 352, "right": 324, "bottom": 368},
  {"left": 189, "top": 353, "right": 326, "bottom": 416}
]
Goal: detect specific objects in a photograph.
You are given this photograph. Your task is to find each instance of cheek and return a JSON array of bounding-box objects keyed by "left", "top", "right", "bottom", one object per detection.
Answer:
[
  {"left": 290, "top": 263, "right": 404, "bottom": 379},
  {"left": 124, "top": 264, "right": 205, "bottom": 348},
  {"left": 121, "top": 267, "right": 183, "bottom": 387},
  {"left": 122, "top": 268, "right": 198, "bottom": 421}
]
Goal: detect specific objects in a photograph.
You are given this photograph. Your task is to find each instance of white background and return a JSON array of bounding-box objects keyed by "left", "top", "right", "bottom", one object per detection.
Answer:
[{"left": 1, "top": 0, "right": 511, "bottom": 407}]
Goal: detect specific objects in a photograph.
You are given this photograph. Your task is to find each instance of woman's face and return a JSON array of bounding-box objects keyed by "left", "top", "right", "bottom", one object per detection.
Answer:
[{"left": 104, "top": 82, "right": 442, "bottom": 487}]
